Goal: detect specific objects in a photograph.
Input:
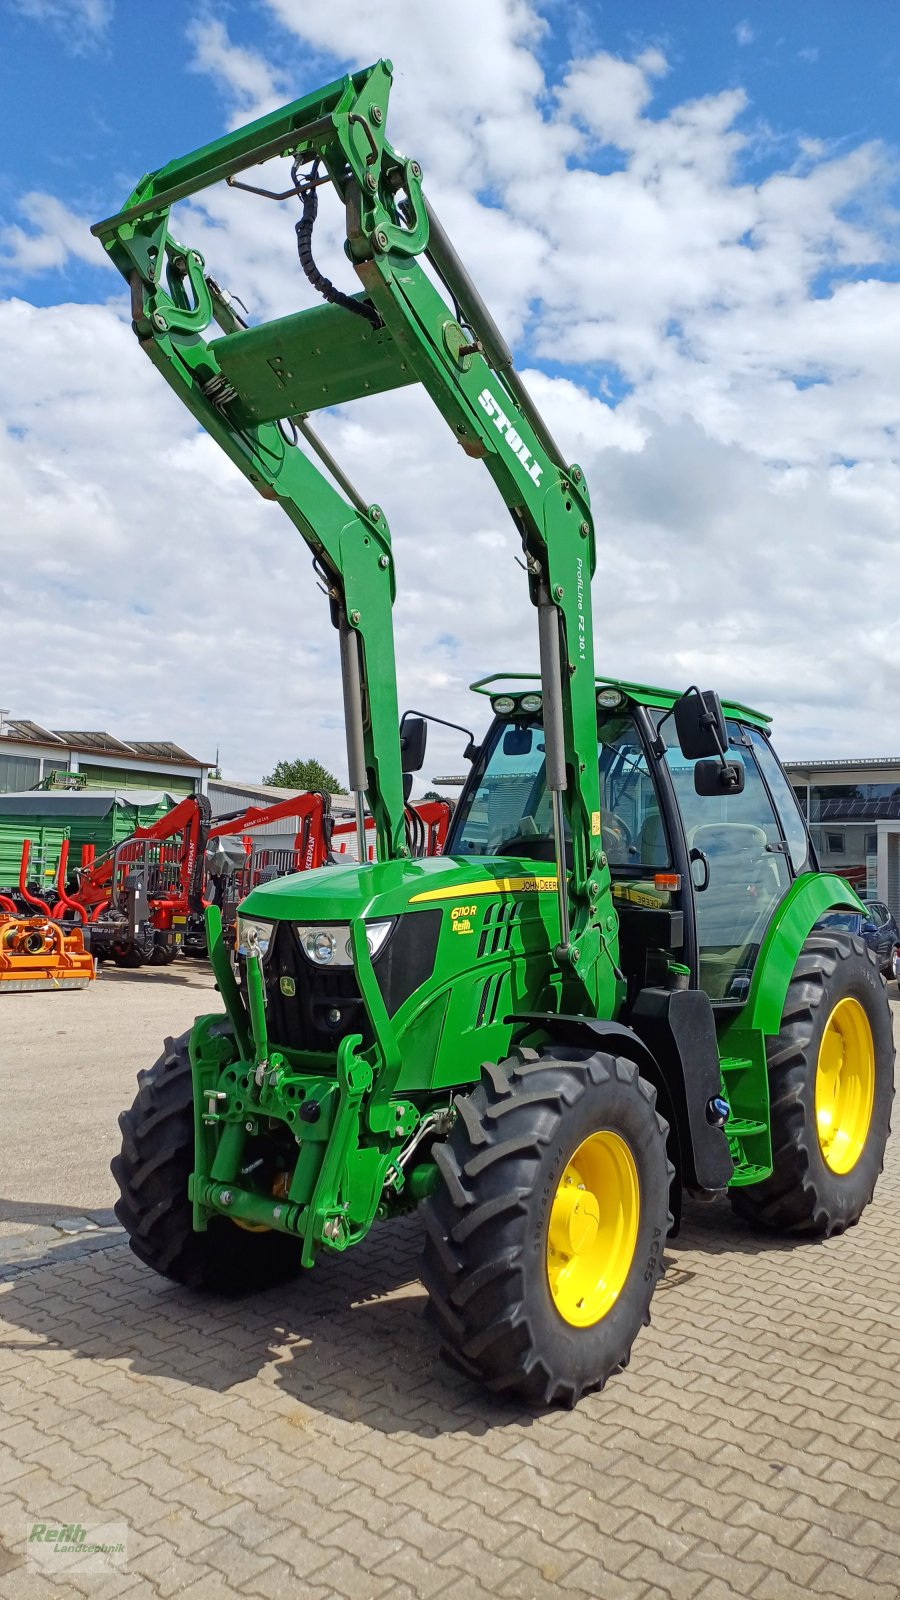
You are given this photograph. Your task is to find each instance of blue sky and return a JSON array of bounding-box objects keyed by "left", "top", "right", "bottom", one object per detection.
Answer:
[
  {"left": 3, "top": 1, "right": 899, "bottom": 310},
  {"left": 2, "top": 0, "right": 900, "bottom": 780}
]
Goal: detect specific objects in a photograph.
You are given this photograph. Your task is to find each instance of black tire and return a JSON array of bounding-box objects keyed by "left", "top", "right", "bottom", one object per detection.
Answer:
[
  {"left": 112, "top": 945, "right": 143, "bottom": 969},
  {"left": 149, "top": 943, "right": 178, "bottom": 966},
  {"left": 420, "top": 1046, "right": 672, "bottom": 1406},
  {"left": 112, "top": 1031, "right": 303, "bottom": 1292},
  {"left": 730, "top": 932, "right": 894, "bottom": 1236}
]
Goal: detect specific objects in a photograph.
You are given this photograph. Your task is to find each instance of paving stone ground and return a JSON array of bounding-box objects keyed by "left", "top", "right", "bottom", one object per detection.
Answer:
[{"left": 0, "top": 976, "right": 897, "bottom": 1599}]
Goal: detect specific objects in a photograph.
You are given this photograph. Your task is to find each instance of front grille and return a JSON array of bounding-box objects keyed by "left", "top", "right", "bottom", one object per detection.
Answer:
[{"left": 261, "top": 910, "right": 441, "bottom": 1054}]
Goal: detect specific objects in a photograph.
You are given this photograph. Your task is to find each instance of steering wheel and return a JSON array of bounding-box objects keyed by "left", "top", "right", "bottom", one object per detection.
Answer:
[{"left": 600, "top": 809, "right": 633, "bottom": 862}]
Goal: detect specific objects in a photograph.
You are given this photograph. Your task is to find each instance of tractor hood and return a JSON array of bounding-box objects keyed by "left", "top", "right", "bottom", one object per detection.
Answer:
[{"left": 240, "top": 854, "right": 559, "bottom": 924}]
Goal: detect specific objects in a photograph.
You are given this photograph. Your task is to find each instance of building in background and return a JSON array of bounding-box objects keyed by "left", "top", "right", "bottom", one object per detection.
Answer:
[
  {"left": 785, "top": 758, "right": 900, "bottom": 914},
  {"left": 0, "top": 716, "right": 210, "bottom": 796}
]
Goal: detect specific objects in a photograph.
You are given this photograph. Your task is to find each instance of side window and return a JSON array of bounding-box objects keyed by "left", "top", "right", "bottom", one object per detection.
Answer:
[
  {"left": 661, "top": 718, "right": 791, "bottom": 1002},
  {"left": 745, "top": 728, "right": 812, "bottom": 874},
  {"left": 598, "top": 717, "right": 669, "bottom": 869}
]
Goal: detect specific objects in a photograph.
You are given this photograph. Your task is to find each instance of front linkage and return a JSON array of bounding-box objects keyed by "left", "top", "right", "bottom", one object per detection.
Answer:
[{"left": 191, "top": 906, "right": 450, "bottom": 1265}]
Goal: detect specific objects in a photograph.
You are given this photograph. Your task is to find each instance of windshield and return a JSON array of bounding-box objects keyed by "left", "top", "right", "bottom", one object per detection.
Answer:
[{"left": 451, "top": 715, "right": 669, "bottom": 869}]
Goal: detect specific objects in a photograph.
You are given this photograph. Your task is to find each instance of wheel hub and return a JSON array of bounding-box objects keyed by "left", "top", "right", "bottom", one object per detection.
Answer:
[
  {"left": 547, "top": 1130, "right": 640, "bottom": 1328},
  {"left": 549, "top": 1184, "right": 601, "bottom": 1257},
  {"left": 815, "top": 996, "right": 875, "bottom": 1175}
]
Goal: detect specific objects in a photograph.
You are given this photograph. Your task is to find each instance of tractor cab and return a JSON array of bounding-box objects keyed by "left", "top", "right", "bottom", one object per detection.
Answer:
[{"left": 448, "top": 676, "right": 817, "bottom": 1008}]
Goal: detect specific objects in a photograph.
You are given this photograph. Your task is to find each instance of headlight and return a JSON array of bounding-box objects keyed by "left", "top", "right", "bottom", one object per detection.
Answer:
[
  {"left": 295, "top": 919, "right": 394, "bottom": 967},
  {"left": 305, "top": 929, "right": 337, "bottom": 965},
  {"left": 236, "top": 915, "right": 275, "bottom": 960}
]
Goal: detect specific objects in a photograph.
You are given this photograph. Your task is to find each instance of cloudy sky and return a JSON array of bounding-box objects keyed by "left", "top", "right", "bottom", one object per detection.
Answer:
[{"left": 2, "top": 0, "right": 900, "bottom": 791}]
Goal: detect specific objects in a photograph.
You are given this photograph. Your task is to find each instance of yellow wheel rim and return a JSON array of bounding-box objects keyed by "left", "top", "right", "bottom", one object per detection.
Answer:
[
  {"left": 547, "top": 1130, "right": 640, "bottom": 1327},
  {"left": 815, "top": 997, "right": 875, "bottom": 1175}
]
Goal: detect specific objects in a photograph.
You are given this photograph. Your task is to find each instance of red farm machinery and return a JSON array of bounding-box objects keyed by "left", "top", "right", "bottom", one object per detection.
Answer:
[{"left": 0, "top": 790, "right": 451, "bottom": 979}]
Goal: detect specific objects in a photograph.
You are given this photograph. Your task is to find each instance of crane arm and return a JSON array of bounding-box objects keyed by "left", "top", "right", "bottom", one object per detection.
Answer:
[{"left": 93, "top": 58, "right": 612, "bottom": 975}]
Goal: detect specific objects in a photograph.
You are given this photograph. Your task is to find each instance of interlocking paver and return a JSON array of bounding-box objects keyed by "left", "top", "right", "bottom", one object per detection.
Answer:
[{"left": 0, "top": 997, "right": 898, "bottom": 1598}]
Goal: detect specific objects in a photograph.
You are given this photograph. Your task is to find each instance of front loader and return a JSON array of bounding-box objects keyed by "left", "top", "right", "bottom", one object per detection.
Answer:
[{"left": 97, "top": 62, "right": 893, "bottom": 1405}]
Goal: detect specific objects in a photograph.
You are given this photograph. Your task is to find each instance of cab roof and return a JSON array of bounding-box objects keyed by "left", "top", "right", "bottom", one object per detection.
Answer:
[{"left": 469, "top": 673, "right": 771, "bottom": 728}]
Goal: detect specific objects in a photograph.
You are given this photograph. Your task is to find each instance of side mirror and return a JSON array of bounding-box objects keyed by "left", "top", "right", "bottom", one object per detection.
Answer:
[
  {"left": 402, "top": 772, "right": 414, "bottom": 804},
  {"left": 674, "top": 688, "right": 728, "bottom": 760},
  {"left": 862, "top": 919, "right": 877, "bottom": 935},
  {"left": 694, "top": 759, "right": 745, "bottom": 796},
  {"left": 399, "top": 714, "right": 427, "bottom": 773}
]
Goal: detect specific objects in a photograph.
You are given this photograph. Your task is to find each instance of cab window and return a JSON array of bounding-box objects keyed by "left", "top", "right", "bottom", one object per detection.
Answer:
[
  {"left": 451, "top": 715, "right": 669, "bottom": 869},
  {"left": 660, "top": 718, "right": 791, "bottom": 1001},
  {"left": 598, "top": 717, "right": 669, "bottom": 869},
  {"left": 745, "top": 728, "right": 812, "bottom": 874},
  {"left": 451, "top": 721, "right": 548, "bottom": 856}
]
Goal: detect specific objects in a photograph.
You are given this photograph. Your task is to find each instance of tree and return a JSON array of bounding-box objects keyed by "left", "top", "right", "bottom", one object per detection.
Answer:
[
  {"left": 422, "top": 790, "right": 446, "bottom": 801},
  {"left": 263, "top": 756, "right": 347, "bottom": 793}
]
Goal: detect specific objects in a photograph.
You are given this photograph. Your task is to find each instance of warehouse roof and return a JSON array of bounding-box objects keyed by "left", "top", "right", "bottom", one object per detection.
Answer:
[
  {"left": 208, "top": 779, "right": 353, "bottom": 812},
  {"left": 0, "top": 720, "right": 207, "bottom": 766},
  {"left": 784, "top": 757, "right": 900, "bottom": 773}
]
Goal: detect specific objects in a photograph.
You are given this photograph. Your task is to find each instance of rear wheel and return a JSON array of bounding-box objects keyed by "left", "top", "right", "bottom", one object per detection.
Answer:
[
  {"left": 420, "top": 1046, "right": 672, "bottom": 1406},
  {"left": 730, "top": 932, "right": 894, "bottom": 1235},
  {"left": 149, "top": 942, "right": 178, "bottom": 966},
  {"left": 112, "top": 1030, "right": 303, "bottom": 1292}
]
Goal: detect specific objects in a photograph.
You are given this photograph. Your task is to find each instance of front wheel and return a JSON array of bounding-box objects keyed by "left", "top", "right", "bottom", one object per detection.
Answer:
[
  {"left": 420, "top": 1046, "right": 672, "bottom": 1407},
  {"left": 112, "top": 1031, "right": 303, "bottom": 1292},
  {"left": 730, "top": 932, "right": 894, "bottom": 1235}
]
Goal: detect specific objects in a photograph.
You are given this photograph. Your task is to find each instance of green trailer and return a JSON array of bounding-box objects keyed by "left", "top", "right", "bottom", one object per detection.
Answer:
[
  {"left": 0, "top": 790, "right": 181, "bottom": 895},
  {"left": 97, "top": 60, "right": 893, "bottom": 1405}
]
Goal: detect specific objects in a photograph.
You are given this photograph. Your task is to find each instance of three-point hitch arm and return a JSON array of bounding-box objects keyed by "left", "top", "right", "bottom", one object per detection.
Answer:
[{"left": 93, "top": 58, "right": 616, "bottom": 985}]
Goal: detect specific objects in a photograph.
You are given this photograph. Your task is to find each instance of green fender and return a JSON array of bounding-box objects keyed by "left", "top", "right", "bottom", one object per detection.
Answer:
[
  {"left": 738, "top": 871, "right": 865, "bottom": 1039},
  {"left": 717, "top": 872, "right": 864, "bottom": 1186}
]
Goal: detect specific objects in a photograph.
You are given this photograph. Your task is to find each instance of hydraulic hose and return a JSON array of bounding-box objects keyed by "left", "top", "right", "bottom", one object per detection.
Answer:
[{"left": 295, "top": 163, "right": 380, "bottom": 328}]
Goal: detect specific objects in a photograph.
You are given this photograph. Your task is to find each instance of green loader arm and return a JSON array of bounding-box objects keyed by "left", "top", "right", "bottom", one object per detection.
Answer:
[{"left": 94, "top": 57, "right": 615, "bottom": 984}]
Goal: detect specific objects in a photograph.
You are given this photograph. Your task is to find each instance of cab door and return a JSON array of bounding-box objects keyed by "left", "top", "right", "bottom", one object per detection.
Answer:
[{"left": 659, "top": 721, "right": 792, "bottom": 1002}]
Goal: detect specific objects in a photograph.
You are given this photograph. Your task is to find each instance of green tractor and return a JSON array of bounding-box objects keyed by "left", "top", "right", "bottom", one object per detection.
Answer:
[{"left": 98, "top": 61, "right": 893, "bottom": 1405}]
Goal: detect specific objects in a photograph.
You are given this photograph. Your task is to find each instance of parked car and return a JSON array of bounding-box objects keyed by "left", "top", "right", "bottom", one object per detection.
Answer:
[{"left": 817, "top": 901, "right": 900, "bottom": 980}]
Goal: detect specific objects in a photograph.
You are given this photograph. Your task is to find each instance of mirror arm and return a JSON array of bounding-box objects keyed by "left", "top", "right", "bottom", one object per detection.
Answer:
[
  {"left": 650, "top": 705, "right": 672, "bottom": 760},
  {"left": 400, "top": 708, "right": 479, "bottom": 761}
]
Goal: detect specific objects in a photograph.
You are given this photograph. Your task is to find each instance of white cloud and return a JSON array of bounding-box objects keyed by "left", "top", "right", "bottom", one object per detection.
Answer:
[
  {"left": 186, "top": 15, "right": 291, "bottom": 124},
  {"left": 6, "top": 0, "right": 113, "bottom": 49},
  {"left": 1, "top": 5, "right": 900, "bottom": 782},
  {"left": 735, "top": 20, "right": 755, "bottom": 46},
  {"left": 0, "top": 193, "right": 111, "bottom": 279},
  {"left": 558, "top": 47, "right": 668, "bottom": 149}
]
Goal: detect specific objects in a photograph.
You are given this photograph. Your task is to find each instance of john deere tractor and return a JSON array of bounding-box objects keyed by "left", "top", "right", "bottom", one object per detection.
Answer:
[{"left": 97, "top": 61, "right": 893, "bottom": 1405}]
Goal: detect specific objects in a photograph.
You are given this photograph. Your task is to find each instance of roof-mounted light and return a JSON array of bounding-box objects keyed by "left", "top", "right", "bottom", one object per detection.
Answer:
[
  {"left": 597, "top": 686, "right": 626, "bottom": 710},
  {"left": 492, "top": 696, "right": 516, "bottom": 715},
  {"left": 520, "top": 693, "right": 542, "bottom": 713}
]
